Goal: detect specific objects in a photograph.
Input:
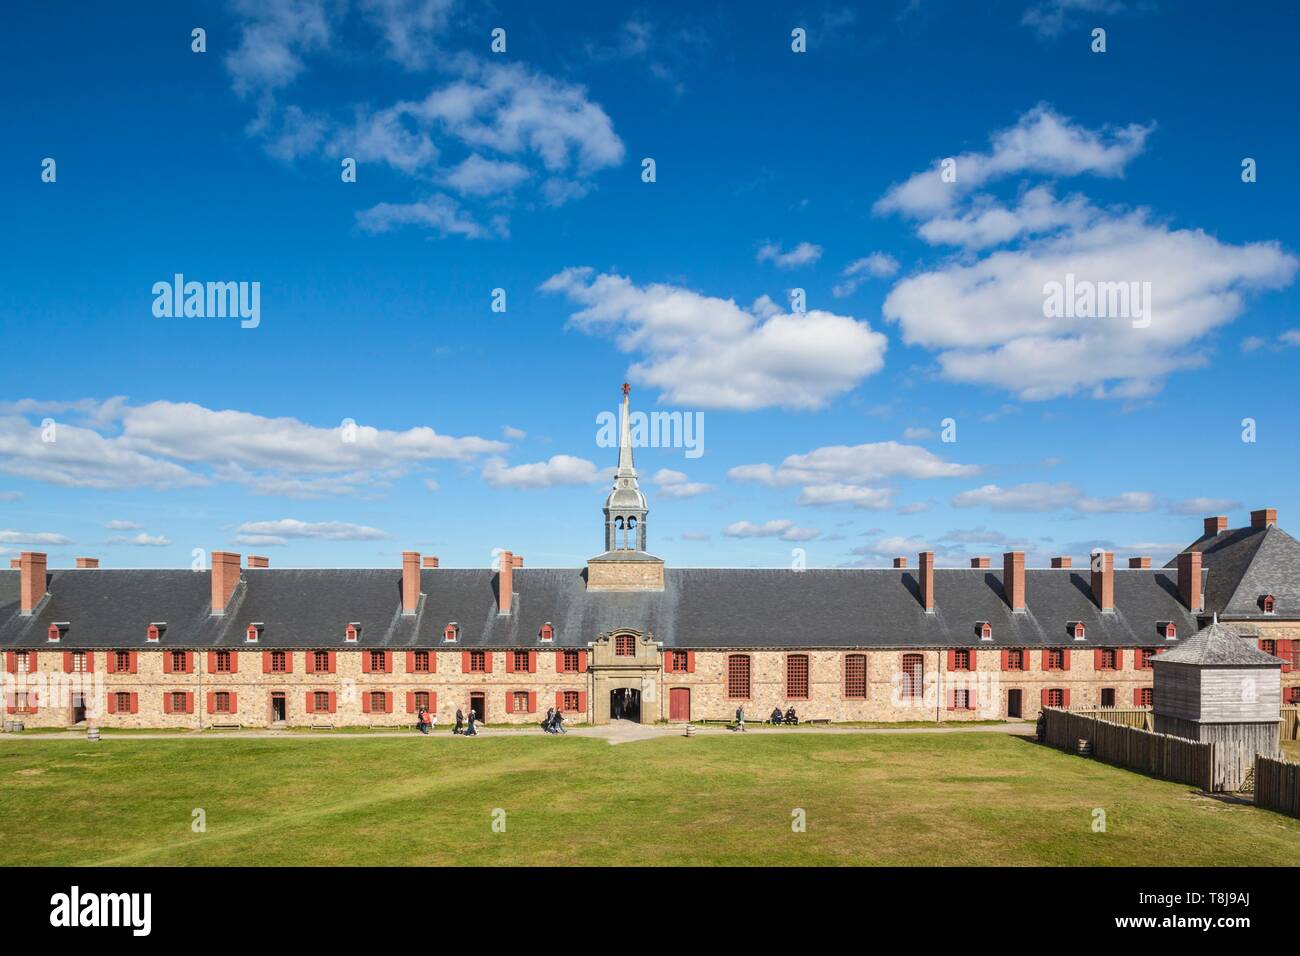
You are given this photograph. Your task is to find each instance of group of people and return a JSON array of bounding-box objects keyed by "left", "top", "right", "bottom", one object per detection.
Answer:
[
  {"left": 415, "top": 707, "right": 439, "bottom": 734},
  {"left": 769, "top": 706, "right": 799, "bottom": 725},
  {"left": 451, "top": 708, "right": 480, "bottom": 736},
  {"left": 541, "top": 708, "right": 567, "bottom": 734}
]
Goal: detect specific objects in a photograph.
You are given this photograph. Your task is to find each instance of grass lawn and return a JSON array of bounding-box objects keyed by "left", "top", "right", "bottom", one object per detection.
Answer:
[{"left": 2, "top": 732, "right": 1298, "bottom": 866}]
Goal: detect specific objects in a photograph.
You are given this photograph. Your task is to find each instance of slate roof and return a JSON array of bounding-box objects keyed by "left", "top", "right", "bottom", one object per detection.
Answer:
[
  {"left": 1151, "top": 620, "right": 1284, "bottom": 667},
  {"left": 1164, "top": 522, "right": 1300, "bottom": 619},
  {"left": 0, "top": 564, "right": 1202, "bottom": 651}
]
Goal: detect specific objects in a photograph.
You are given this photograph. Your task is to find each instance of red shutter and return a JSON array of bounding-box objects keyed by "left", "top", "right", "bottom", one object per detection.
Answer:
[
  {"left": 4, "top": 651, "right": 13, "bottom": 674},
  {"left": 107, "top": 694, "right": 116, "bottom": 715},
  {"left": 578, "top": 691, "right": 587, "bottom": 712},
  {"left": 185, "top": 693, "right": 194, "bottom": 714},
  {"left": 62, "top": 651, "right": 71, "bottom": 673},
  {"left": 528, "top": 691, "right": 537, "bottom": 713},
  {"left": 384, "top": 693, "right": 393, "bottom": 713},
  {"left": 1062, "top": 649, "right": 1071, "bottom": 671},
  {"left": 305, "top": 692, "right": 315, "bottom": 714},
  {"left": 206, "top": 651, "right": 215, "bottom": 674},
  {"left": 664, "top": 652, "right": 675, "bottom": 674},
  {"left": 85, "top": 651, "right": 94, "bottom": 673},
  {"left": 407, "top": 692, "right": 416, "bottom": 714},
  {"left": 528, "top": 651, "right": 537, "bottom": 674},
  {"left": 1134, "top": 687, "right": 1143, "bottom": 706},
  {"left": 206, "top": 692, "right": 215, "bottom": 714},
  {"left": 185, "top": 652, "right": 194, "bottom": 674},
  {"left": 284, "top": 651, "right": 293, "bottom": 674},
  {"left": 1041, "top": 688, "right": 1050, "bottom": 709},
  {"left": 686, "top": 651, "right": 695, "bottom": 673},
  {"left": 946, "top": 688, "right": 956, "bottom": 710},
  {"left": 428, "top": 692, "right": 437, "bottom": 713},
  {"left": 484, "top": 653, "right": 493, "bottom": 673},
  {"left": 129, "top": 652, "right": 139, "bottom": 674},
  {"left": 229, "top": 652, "right": 238, "bottom": 674},
  {"left": 967, "top": 649, "right": 976, "bottom": 671},
  {"left": 946, "top": 649, "right": 956, "bottom": 672},
  {"left": 328, "top": 691, "right": 336, "bottom": 713},
  {"left": 107, "top": 652, "right": 117, "bottom": 674},
  {"left": 362, "top": 693, "right": 371, "bottom": 714},
  {"left": 362, "top": 651, "right": 371, "bottom": 674},
  {"left": 429, "top": 652, "right": 436, "bottom": 674},
  {"left": 1094, "top": 649, "right": 1103, "bottom": 670},
  {"left": 462, "top": 651, "right": 471, "bottom": 673},
  {"left": 406, "top": 651, "right": 415, "bottom": 673},
  {"left": 556, "top": 650, "right": 566, "bottom": 673},
  {"left": 505, "top": 692, "right": 514, "bottom": 714},
  {"left": 27, "top": 650, "right": 37, "bottom": 672},
  {"left": 229, "top": 692, "right": 237, "bottom": 714},
  {"left": 328, "top": 652, "right": 336, "bottom": 674},
  {"left": 505, "top": 652, "right": 514, "bottom": 673},
  {"left": 305, "top": 653, "right": 315, "bottom": 674},
  {"left": 1000, "top": 649, "right": 1008, "bottom": 671},
  {"left": 1280, "top": 640, "right": 1293, "bottom": 674},
  {"left": 1115, "top": 649, "right": 1124, "bottom": 670},
  {"left": 556, "top": 691, "right": 565, "bottom": 710},
  {"left": 1062, "top": 689, "right": 1071, "bottom": 708},
  {"left": 263, "top": 650, "right": 272, "bottom": 674},
  {"left": 163, "top": 693, "right": 172, "bottom": 714},
  {"left": 163, "top": 652, "right": 173, "bottom": 674}
]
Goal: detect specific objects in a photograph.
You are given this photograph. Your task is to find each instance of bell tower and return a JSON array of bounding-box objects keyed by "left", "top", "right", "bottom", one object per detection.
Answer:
[{"left": 587, "top": 383, "right": 664, "bottom": 591}]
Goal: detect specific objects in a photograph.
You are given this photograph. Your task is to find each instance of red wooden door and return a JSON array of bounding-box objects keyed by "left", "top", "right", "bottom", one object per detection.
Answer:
[{"left": 669, "top": 687, "right": 690, "bottom": 721}]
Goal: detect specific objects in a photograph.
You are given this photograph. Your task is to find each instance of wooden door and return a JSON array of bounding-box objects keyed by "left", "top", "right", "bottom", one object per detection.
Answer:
[{"left": 669, "top": 687, "right": 690, "bottom": 721}]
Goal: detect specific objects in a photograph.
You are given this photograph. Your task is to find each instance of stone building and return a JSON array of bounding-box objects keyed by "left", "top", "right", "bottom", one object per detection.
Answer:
[{"left": 2, "top": 387, "right": 1298, "bottom": 730}]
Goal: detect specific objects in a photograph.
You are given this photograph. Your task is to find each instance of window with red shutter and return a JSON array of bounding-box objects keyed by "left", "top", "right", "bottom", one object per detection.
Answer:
[
  {"left": 1045, "top": 688, "right": 1064, "bottom": 708},
  {"left": 562, "top": 690, "right": 579, "bottom": 711},
  {"left": 561, "top": 650, "right": 581, "bottom": 673},
  {"left": 412, "top": 650, "right": 430, "bottom": 673},
  {"left": 470, "top": 651, "right": 486, "bottom": 673}
]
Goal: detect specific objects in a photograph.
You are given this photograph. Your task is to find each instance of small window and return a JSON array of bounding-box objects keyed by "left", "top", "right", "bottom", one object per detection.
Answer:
[
  {"left": 443, "top": 623, "right": 459, "bottom": 643},
  {"left": 1162, "top": 622, "right": 1177, "bottom": 640},
  {"left": 47, "top": 624, "right": 61, "bottom": 642},
  {"left": 70, "top": 651, "right": 87, "bottom": 673},
  {"left": 170, "top": 691, "right": 187, "bottom": 713},
  {"left": 116, "top": 650, "right": 133, "bottom": 672},
  {"left": 369, "top": 691, "right": 386, "bottom": 712},
  {"left": 952, "top": 688, "right": 972, "bottom": 710},
  {"left": 1071, "top": 622, "right": 1085, "bottom": 640},
  {"left": 562, "top": 690, "right": 580, "bottom": 711},
  {"left": 512, "top": 690, "right": 529, "bottom": 712},
  {"left": 615, "top": 634, "right": 636, "bottom": 656},
  {"left": 15, "top": 651, "right": 31, "bottom": 674},
  {"left": 539, "top": 623, "right": 554, "bottom": 642},
  {"left": 1137, "top": 687, "right": 1153, "bottom": 707},
  {"left": 170, "top": 651, "right": 187, "bottom": 672},
  {"left": 902, "top": 654, "right": 924, "bottom": 699},
  {"left": 147, "top": 624, "right": 161, "bottom": 642},
  {"left": 786, "top": 654, "right": 809, "bottom": 699},
  {"left": 214, "top": 691, "right": 231, "bottom": 713},
  {"left": 512, "top": 650, "right": 530, "bottom": 672},
  {"left": 114, "top": 692, "right": 131, "bottom": 713},
  {"left": 727, "top": 654, "right": 751, "bottom": 699},
  {"left": 954, "top": 649, "right": 972, "bottom": 671},
  {"left": 1046, "top": 649, "right": 1065, "bottom": 671},
  {"left": 561, "top": 650, "right": 581, "bottom": 673},
  {"left": 1099, "top": 648, "right": 1117, "bottom": 671},
  {"left": 312, "top": 650, "right": 330, "bottom": 672},
  {"left": 1045, "top": 688, "right": 1065, "bottom": 708},
  {"left": 414, "top": 691, "right": 430, "bottom": 711},
  {"left": 368, "top": 650, "right": 386, "bottom": 672},
  {"left": 245, "top": 624, "right": 259, "bottom": 642},
  {"left": 345, "top": 623, "right": 359, "bottom": 642},
  {"left": 412, "top": 650, "right": 431, "bottom": 673},
  {"left": 1136, "top": 648, "right": 1156, "bottom": 669},
  {"left": 1262, "top": 594, "right": 1276, "bottom": 614},
  {"left": 1261, "top": 638, "right": 1278, "bottom": 657},
  {"left": 1285, "top": 687, "right": 1300, "bottom": 705},
  {"left": 469, "top": 650, "right": 487, "bottom": 673},
  {"left": 15, "top": 692, "right": 32, "bottom": 713},
  {"left": 978, "top": 622, "right": 992, "bottom": 640},
  {"left": 313, "top": 691, "right": 330, "bottom": 712},
  {"left": 270, "top": 651, "right": 287, "bottom": 673},
  {"left": 1006, "top": 648, "right": 1026, "bottom": 671},
  {"left": 844, "top": 653, "right": 867, "bottom": 699},
  {"left": 670, "top": 650, "right": 688, "bottom": 672}
]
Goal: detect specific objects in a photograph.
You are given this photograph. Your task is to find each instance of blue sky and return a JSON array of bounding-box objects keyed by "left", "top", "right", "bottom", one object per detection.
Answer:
[{"left": 2, "top": 0, "right": 1299, "bottom": 570}]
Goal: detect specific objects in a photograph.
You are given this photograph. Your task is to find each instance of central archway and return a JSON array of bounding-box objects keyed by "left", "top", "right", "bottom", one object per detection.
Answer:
[{"left": 610, "top": 686, "right": 642, "bottom": 721}]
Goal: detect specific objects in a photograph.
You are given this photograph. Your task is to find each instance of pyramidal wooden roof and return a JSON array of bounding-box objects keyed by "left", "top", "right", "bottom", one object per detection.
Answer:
[{"left": 1152, "top": 618, "right": 1284, "bottom": 667}]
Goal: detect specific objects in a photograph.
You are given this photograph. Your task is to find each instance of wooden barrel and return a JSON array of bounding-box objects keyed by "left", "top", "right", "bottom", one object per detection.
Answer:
[
  {"left": 86, "top": 727, "right": 101, "bottom": 742},
  {"left": 3, "top": 721, "right": 24, "bottom": 733},
  {"left": 685, "top": 723, "right": 696, "bottom": 738},
  {"left": 1077, "top": 738, "right": 1092, "bottom": 756}
]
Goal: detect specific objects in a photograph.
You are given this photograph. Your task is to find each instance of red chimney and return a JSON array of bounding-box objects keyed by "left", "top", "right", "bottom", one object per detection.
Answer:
[
  {"left": 1091, "top": 551, "right": 1114, "bottom": 611},
  {"left": 1003, "top": 552, "right": 1025, "bottom": 611},
  {"left": 75, "top": 557, "right": 99, "bottom": 569},
  {"left": 1128, "top": 556, "right": 1150, "bottom": 569},
  {"left": 9, "top": 558, "right": 21, "bottom": 569},
  {"left": 210, "top": 551, "right": 241, "bottom": 615},
  {"left": 1050, "top": 556, "right": 1072, "bottom": 569},
  {"left": 247, "top": 555, "right": 269, "bottom": 569},
  {"left": 1251, "top": 508, "right": 1277, "bottom": 529},
  {"left": 970, "top": 556, "right": 990, "bottom": 569},
  {"left": 19, "top": 551, "right": 47, "bottom": 615},
  {"left": 422, "top": 556, "right": 440, "bottom": 569},
  {"left": 1203, "top": 516, "right": 1227, "bottom": 537},
  {"left": 919, "top": 551, "right": 935, "bottom": 612},
  {"left": 1177, "top": 550, "right": 1202, "bottom": 612},
  {"left": 893, "top": 557, "right": 908, "bottom": 569},
  {"left": 402, "top": 551, "right": 421, "bottom": 615},
  {"left": 498, "top": 550, "right": 514, "bottom": 615},
  {"left": 511, "top": 555, "right": 523, "bottom": 569}
]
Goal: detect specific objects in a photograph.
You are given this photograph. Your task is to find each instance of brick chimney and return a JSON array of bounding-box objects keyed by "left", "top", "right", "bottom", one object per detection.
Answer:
[
  {"left": 1177, "top": 550, "right": 1202, "bottom": 612},
  {"left": 210, "top": 551, "right": 241, "bottom": 615},
  {"left": 511, "top": 555, "right": 523, "bottom": 569},
  {"left": 402, "top": 551, "right": 421, "bottom": 615},
  {"left": 247, "top": 555, "right": 269, "bottom": 569},
  {"left": 970, "top": 556, "right": 990, "bottom": 569},
  {"left": 918, "top": 551, "right": 934, "bottom": 612},
  {"left": 1204, "top": 516, "right": 1228, "bottom": 537},
  {"left": 422, "top": 556, "right": 440, "bottom": 569},
  {"left": 1003, "top": 552, "right": 1025, "bottom": 611},
  {"left": 1251, "top": 508, "right": 1277, "bottom": 529},
  {"left": 892, "top": 557, "right": 907, "bottom": 569},
  {"left": 1128, "top": 556, "right": 1150, "bottom": 569},
  {"left": 498, "top": 550, "right": 514, "bottom": 615},
  {"left": 1050, "top": 556, "right": 1072, "bottom": 569},
  {"left": 75, "top": 557, "right": 99, "bottom": 569},
  {"left": 1091, "top": 551, "right": 1114, "bottom": 611},
  {"left": 19, "top": 551, "right": 47, "bottom": 615},
  {"left": 8, "top": 558, "right": 18, "bottom": 569}
]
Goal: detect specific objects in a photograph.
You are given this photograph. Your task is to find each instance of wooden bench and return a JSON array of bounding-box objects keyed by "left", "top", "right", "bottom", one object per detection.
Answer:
[
  {"left": 208, "top": 723, "right": 242, "bottom": 730},
  {"left": 308, "top": 724, "right": 336, "bottom": 731}
]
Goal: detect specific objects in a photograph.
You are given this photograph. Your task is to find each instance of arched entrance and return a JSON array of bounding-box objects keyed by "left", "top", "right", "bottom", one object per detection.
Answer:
[{"left": 610, "top": 687, "right": 641, "bottom": 721}]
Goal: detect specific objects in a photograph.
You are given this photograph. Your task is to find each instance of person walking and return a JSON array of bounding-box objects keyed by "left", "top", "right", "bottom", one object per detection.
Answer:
[
  {"left": 465, "top": 709, "right": 478, "bottom": 737},
  {"left": 453, "top": 708, "right": 464, "bottom": 735},
  {"left": 554, "top": 710, "right": 567, "bottom": 734},
  {"left": 735, "top": 705, "right": 746, "bottom": 732},
  {"left": 416, "top": 706, "right": 429, "bottom": 735}
]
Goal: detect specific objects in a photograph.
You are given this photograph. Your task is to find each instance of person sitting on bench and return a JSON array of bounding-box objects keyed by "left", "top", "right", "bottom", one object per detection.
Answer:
[
  {"left": 784, "top": 706, "right": 798, "bottom": 725},
  {"left": 770, "top": 707, "right": 784, "bottom": 725}
]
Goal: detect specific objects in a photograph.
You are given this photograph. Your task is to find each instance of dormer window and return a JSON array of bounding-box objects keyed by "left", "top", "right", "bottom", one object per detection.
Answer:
[
  {"left": 443, "top": 623, "right": 459, "bottom": 643},
  {"left": 245, "top": 623, "right": 263, "bottom": 643},
  {"left": 1160, "top": 622, "right": 1177, "bottom": 640},
  {"left": 47, "top": 622, "right": 67, "bottom": 642},
  {"left": 345, "top": 623, "right": 360, "bottom": 642},
  {"left": 540, "top": 623, "right": 554, "bottom": 642},
  {"left": 977, "top": 622, "right": 992, "bottom": 641},
  {"left": 1262, "top": 594, "right": 1276, "bottom": 615},
  {"left": 1070, "top": 621, "right": 1086, "bottom": 641},
  {"left": 147, "top": 623, "right": 166, "bottom": 642}
]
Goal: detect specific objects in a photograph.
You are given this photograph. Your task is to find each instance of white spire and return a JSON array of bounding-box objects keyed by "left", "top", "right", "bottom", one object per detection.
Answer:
[{"left": 617, "top": 382, "right": 636, "bottom": 477}]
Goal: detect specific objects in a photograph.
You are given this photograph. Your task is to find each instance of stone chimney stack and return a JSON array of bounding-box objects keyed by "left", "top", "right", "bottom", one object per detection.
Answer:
[
  {"left": 402, "top": 551, "right": 421, "bottom": 615},
  {"left": 210, "top": 551, "right": 241, "bottom": 615},
  {"left": 1091, "top": 551, "right": 1114, "bottom": 611},
  {"left": 422, "top": 556, "right": 440, "bottom": 569},
  {"left": 1050, "top": 556, "right": 1072, "bottom": 569},
  {"left": 20, "top": 552, "right": 47, "bottom": 615},
  {"left": 1203, "top": 516, "right": 1228, "bottom": 537},
  {"left": 1251, "top": 508, "right": 1277, "bottom": 529},
  {"left": 247, "top": 555, "right": 269, "bottom": 569},
  {"left": 892, "top": 557, "right": 907, "bottom": 569},
  {"left": 1128, "top": 556, "right": 1150, "bottom": 569},
  {"left": 970, "top": 556, "right": 990, "bottom": 569},
  {"left": 498, "top": 550, "right": 515, "bottom": 615},
  {"left": 1177, "top": 550, "right": 1203, "bottom": 612},
  {"left": 1003, "top": 551, "right": 1025, "bottom": 611},
  {"left": 75, "top": 557, "right": 99, "bottom": 569},
  {"left": 919, "top": 551, "right": 935, "bottom": 613}
]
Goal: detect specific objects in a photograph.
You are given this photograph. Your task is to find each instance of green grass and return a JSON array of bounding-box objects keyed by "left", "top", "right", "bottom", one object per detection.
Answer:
[{"left": 2, "top": 732, "right": 1298, "bottom": 866}]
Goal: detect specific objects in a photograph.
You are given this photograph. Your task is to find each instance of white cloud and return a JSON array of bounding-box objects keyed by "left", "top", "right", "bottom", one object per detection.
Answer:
[
  {"left": 756, "top": 241, "right": 823, "bottom": 269},
  {"left": 107, "top": 533, "right": 172, "bottom": 547},
  {"left": 502, "top": 425, "right": 526, "bottom": 440},
  {"left": 875, "top": 104, "right": 1151, "bottom": 218},
  {"left": 652, "top": 468, "right": 713, "bottom": 499},
  {"left": 901, "top": 427, "right": 933, "bottom": 441},
  {"left": 360, "top": 0, "right": 456, "bottom": 70},
  {"left": 442, "top": 154, "right": 531, "bottom": 196},
  {"left": 951, "top": 482, "right": 1156, "bottom": 514},
  {"left": 1022, "top": 0, "right": 1126, "bottom": 38},
  {"left": 104, "top": 520, "right": 142, "bottom": 531},
  {"left": 225, "top": 0, "right": 334, "bottom": 97},
  {"left": 356, "top": 195, "right": 492, "bottom": 238},
  {"left": 1075, "top": 491, "right": 1157, "bottom": 514},
  {"left": 723, "top": 519, "right": 820, "bottom": 542},
  {"left": 232, "top": 519, "right": 388, "bottom": 546},
  {"left": 832, "top": 252, "right": 900, "bottom": 297},
  {"left": 795, "top": 484, "right": 894, "bottom": 510},
  {"left": 0, "top": 530, "right": 72, "bottom": 546},
  {"left": 541, "top": 268, "right": 888, "bottom": 410},
  {"left": 0, "top": 491, "right": 21, "bottom": 502},
  {"left": 680, "top": 531, "right": 711, "bottom": 542},
  {"left": 916, "top": 186, "right": 1092, "bottom": 249},
  {"left": 482, "top": 455, "right": 611, "bottom": 489},
  {"left": 1241, "top": 328, "right": 1300, "bottom": 353},
  {"left": 1168, "top": 497, "right": 1242, "bottom": 516},
  {"left": 730, "top": 441, "right": 978, "bottom": 486}
]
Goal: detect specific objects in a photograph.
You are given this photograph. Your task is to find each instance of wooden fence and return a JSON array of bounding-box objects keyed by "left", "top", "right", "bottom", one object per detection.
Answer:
[
  {"left": 1069, "top": 706, "right": 1152, "bottom": 731},
  {"left": 1281, "top": 707, "right": 1299, "bottom": 742},
  {"left": 1042, "top": 708, "right": 1216, "bottom": 791},
  {"left": 1254, "top": 754, "right": 1300, "bottom": 817}
]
